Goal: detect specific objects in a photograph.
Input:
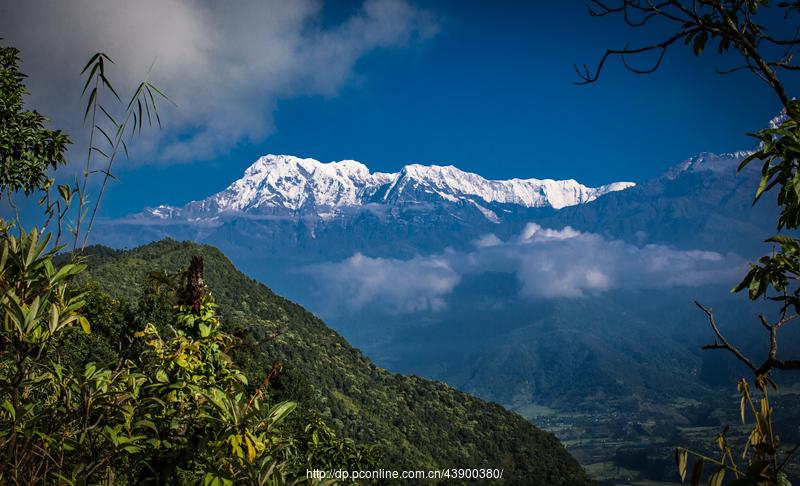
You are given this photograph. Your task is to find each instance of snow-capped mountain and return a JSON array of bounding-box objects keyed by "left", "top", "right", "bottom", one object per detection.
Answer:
[
  {"left": 663, "top": 150, "right": 755, "bottom": 181},
  {"left": 376, "top": 163, "right": 633, "bottom": 209},
  {"left": 144, "top": 154, "right": 634, "bottom": 222},
  {"left": 96, "top": 145, "right": 779, "bottom": 286}
]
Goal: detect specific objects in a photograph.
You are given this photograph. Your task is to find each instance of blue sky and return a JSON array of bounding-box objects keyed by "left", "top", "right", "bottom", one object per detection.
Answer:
[{"left": 2, "top": 1, "right": 786, "bottom": 217}]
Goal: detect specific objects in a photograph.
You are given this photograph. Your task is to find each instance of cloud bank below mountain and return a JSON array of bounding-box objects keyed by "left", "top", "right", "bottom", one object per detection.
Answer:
[{"left": 305, "top": 223, "right": 746, "bottom": 315}]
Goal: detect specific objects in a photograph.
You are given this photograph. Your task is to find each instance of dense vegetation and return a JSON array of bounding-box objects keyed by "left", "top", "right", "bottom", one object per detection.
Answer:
[
  {"left": 70, "top": 238, "right": 590, "bottom": 484},
  {"left": 1, "top": 228, "right": 389, "bottom": 484}
]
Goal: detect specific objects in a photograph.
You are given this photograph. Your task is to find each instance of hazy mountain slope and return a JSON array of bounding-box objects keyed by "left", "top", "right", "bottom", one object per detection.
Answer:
[
  {"left": 334, "top": 271, "right": 777, "bottom": 409},
  {"left": 407, "top": 288, "right": 772, "bottom": 405},
  {"left": 540, "top": 151, "right": 778, "bottom": 255},
  {"left": 78, "top": 239, "right": 590, "bottom": 485}
]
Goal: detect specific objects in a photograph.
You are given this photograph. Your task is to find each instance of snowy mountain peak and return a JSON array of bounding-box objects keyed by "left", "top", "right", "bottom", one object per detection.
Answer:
[
  {"left": 769, "top": 106, "right": 792, "bottom": 129},
  {"left": 386, "top": 162, "right": 634, "bottom": 209},
  {"left": 662, "top": 150, "right": 757, "bottom": 181},
  {"left": 144, "top": 154, "right": 634, "bottom": 221},
  {"left": 245, "top": 154, "right": 373, "bottom": 178},
  {"left": 179, "top": 155, "right": 393, "bottom": 216}
]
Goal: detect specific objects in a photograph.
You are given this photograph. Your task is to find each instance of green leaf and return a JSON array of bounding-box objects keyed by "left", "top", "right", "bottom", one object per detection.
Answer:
[
  {"left": 204, "top": 473, "right": 233, "bottom": 486},
  {"left": 134, "top": 419, "right": 158, "bottom": 433},
  {"left": 268, "top": 401, "right": 297, "bottom": 425},
  {"left": 79, "top": 316, "right": 91, "bottom": 334},
  {"left": 84, "top": 363, "right": 97, "bottom": 379},
  {"left": 58, "top": 184, "right": 71, "bottom": 202},
  {"left": 198, "top": 321, "right": 211, "bottom": 338},
  {"left": 49, "top": 303, "right": 59, "bottom": 334},
  {"left": 754, "top": 173, "right": 770, "bottom": 202},
  {"left": 155, "top": 370, "right": 169, "bottom": 383},
  {"left": 1, "top": 399, "right": 16, "bottom": 420}
]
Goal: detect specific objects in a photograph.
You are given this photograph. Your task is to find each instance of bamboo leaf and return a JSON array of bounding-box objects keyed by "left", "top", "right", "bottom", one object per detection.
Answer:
[
  {"left": 81, "top": 53, "right": 102, "bottom": 74},
  {"left": 95, "top": 125, "right": 115, "bottom": 148},
  {"left": 90, "top": 146, "right": 110, "bottom": 159},
  {"left": 98, "top": 104, "right": 119, "bottom": 128},
  {"left": 100, "top": 73, "right": 120, "bottom": 101},
  {"left": 83, "top": 88, "right": 97, "bottom": 123}
]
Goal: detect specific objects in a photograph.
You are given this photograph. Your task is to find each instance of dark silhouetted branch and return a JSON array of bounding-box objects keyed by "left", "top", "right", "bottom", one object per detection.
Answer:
[
  {"left": 577, "top": 0, "right": 800, "bottom": 109},
  {"left": 698, "top": 301, "right": 800, "bottom": 380},
  {"left": 696, "top": 301, "right": 758, "bottom": 375}
]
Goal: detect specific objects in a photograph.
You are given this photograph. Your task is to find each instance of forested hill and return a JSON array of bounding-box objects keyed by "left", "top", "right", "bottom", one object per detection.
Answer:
[{"left": 76, "top": 239, "right": 589, "bottom": 485}]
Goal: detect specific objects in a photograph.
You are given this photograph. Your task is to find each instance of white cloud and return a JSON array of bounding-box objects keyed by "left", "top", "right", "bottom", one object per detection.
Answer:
[
  {"left": 585, "top": 268, "right": 611, "bottom": 290},
  {"left": 304, "top": 225, "right": 746, "bottom": 313},
  {"left": 309, "top": 252, "right": 460, "bottom": 314},
  {"left": 519, "top": 222, "right": 581, "bottom": 241},
  {"left": 474, "top": 233, "right": 502, "bottom": 248},
  {"left": 0, "top": 0, "right": 436, "bottom": 165}
]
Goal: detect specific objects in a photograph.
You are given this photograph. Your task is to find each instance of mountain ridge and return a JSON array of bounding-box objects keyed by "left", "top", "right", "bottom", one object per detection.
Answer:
[{"left": 140, "top": 154, "right": 635, "bottom": 222}]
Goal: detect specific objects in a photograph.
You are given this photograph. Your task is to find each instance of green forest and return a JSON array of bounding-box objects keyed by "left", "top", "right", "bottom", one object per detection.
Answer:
[{"left": 67, "top": 239, "right": 589, "bottom": 484}]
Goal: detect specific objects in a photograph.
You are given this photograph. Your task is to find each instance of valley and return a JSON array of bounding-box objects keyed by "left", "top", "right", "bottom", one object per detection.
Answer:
[{"left": 526, "top": 388, "right": 800, "bottom": 484}]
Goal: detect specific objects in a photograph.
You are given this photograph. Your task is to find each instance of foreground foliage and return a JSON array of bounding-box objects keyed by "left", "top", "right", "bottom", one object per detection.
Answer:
[
  {"left": 0, "top": 229, "right": 380, "bottom": 484},
  {"left": 0, "top": 46, "right": 69, "bottom": 200},
  {"left": 0, "top": 40, "right": 377, "bottom": 484}
]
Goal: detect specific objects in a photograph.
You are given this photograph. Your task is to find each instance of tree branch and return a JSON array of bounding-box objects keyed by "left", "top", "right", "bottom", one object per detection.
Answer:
[
  {"left": 696, "top": 301, "right": 759, "bottom": 374},
  {"left": 699, "top": 303, "right": 800, "bottom": 379},
  {"left": 575, "top": 28, "right": 697, "bottom": 84},
  {"left": 577, "top": 0, "right": 798, "bottom": 110}
]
